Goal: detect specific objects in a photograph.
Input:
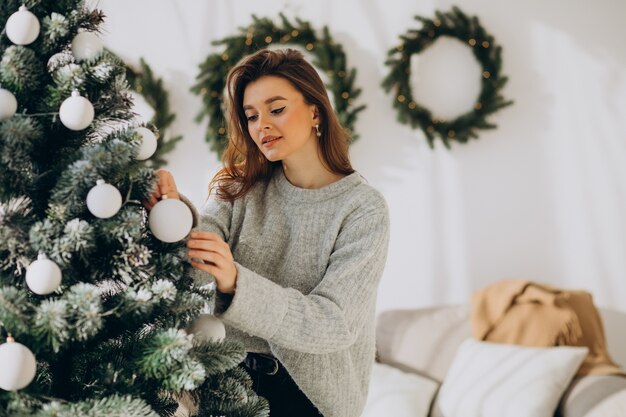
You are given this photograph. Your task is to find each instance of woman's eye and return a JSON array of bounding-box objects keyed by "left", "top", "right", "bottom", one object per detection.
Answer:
[
  {"left": 271, "top": 106, "right": 286, "bottom": 115},
  {"left": 246, "top": 114, "right": 258, "bottom": 122}
]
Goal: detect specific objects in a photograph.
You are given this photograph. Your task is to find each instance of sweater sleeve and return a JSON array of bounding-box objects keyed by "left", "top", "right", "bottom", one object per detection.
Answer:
[
  {"left": 217, "top": 210, "right": 390, "bottom": 354},
  {"left": 196, "top": 196, "right": 232, "bottom": 241},
  {"left": 178, "top": 194, "right": 200, "bottom": 228},
  {"left": 180, "top": 194, "right": 234, "bottom": 309}
]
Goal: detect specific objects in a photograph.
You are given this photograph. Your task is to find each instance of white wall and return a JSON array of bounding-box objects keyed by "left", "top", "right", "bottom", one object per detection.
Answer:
[{"left": 93, "top": 0, "right": 626, "bottom": 313}]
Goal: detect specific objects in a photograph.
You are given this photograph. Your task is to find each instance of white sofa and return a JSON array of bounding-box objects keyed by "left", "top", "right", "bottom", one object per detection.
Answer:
[{"left": 363, "top": 305, "right": 626, "bottom": 417}]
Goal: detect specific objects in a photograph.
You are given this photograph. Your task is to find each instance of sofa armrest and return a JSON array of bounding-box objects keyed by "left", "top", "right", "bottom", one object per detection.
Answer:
[
  {"left": 558, "top": 375, "right": 626, "bottom": 417},
  {"left": 376, "top": 305, "right": 471, "bottom": 383}
]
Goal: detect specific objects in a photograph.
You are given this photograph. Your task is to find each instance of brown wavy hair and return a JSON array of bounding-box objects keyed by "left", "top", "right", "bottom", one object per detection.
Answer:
[{"left": 209, "top": 48, "right": 354, "bottom": 201}]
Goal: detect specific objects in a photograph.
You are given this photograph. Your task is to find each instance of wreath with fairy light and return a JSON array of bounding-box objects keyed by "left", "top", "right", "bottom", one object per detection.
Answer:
[
  {"left": 125, "top": 58, "right": 182, "bottom": 167},
  {"left": 382, "top": 6, "right": 513, "bottom": 148},
  {"left": 192, "top": 13, "right": 365, "bottom": 157}
]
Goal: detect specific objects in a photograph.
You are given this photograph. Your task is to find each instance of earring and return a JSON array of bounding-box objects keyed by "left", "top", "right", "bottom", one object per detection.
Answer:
[{"left": 314, "top": 124, "right": 321, "bottom": 138}]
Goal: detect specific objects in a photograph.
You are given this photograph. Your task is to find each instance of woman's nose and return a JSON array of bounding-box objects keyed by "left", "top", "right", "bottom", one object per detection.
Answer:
[{"left": 257, "top": 113, "right": 272, "bottom": 130}]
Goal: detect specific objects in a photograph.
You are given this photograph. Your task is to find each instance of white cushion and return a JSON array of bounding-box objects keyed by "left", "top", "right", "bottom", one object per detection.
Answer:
[
  {"left": 361, "top": 362, "right": 439, "bottom": 417},
  {"left": 435, "top": 339, "right": 588, "bottom": 417}
]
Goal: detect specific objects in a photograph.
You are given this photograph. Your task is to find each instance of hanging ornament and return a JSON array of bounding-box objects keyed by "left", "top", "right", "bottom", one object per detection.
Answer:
[
  {"left": 25, "top": 253, "right": 62, "bottom": 295},
  {"left": 0, "top": 336, "right": 37, "bottom": 391},
  {"left": 0, "top": 87, "right": 18, "bottom": 121},
  {"left": 71, "top": 31, "right": 104, "bottom": 61},
  {"left": 148, "top": 196, "right": 193, "bottom": 243},
  {"left": 133, "top": 127, "right": 158, "bottom": 160},
  {"left": 5, "top": 5, "right": 40, "bottom": 46},
  {"left": 59, "top": 90, "right": 94, "bottom": 131},
  {"left": 187, "top": 314, "right": 226, "bottom": 342},
  {"left": 86, "top": 179, "right": 123, "bottom": 219}
]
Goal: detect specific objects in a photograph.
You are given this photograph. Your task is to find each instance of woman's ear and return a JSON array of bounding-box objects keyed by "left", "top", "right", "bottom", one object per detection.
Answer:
[{"left": 311, "top": 105, "right": 320, "bottom": 123}]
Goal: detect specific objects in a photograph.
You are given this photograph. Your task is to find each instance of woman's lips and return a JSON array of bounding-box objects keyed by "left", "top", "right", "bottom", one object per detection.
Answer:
[{"left": 262, "top": 136, "right": 282, "bottom": 146}]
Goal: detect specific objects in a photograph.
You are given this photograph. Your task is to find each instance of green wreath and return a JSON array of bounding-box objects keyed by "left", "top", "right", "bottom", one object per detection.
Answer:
[
  {"left": 125, "top": 58, "right": 182, "bottom": 167},
  {"left": 192, "top": 14, "right": 365, "bottom": 157},
  {"left": 382, "top": 6, "right": 513, "bottom": 148}
]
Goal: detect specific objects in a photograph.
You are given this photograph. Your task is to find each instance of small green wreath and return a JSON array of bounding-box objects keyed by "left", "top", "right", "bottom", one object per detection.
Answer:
[
  {"left": 125, "top": 58, "right": 182, "bottom": 168},
  {"left": 382, "top": 6, "right": 513, "bottom": 148},
  {"left": 192, "top": 14, "right": 365, "bottom": 157}
]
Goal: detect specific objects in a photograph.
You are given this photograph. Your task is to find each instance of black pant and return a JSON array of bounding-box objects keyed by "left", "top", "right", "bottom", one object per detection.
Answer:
[{"left": 241, "top": 353, "right": 323, "bottom": 417}]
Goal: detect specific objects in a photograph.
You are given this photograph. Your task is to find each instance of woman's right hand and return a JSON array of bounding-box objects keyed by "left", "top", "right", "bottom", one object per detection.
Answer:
[{"left": 144, "top": 169, "right": 180, "bottom": 210}]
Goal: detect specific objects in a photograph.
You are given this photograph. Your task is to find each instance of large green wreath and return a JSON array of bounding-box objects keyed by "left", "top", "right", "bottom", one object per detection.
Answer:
[
  {"left": 192, "top": 14, "right": 365, "bottom": 157},
  {"left": 382, "top": 6, "right": 513, "bottom": 148}
]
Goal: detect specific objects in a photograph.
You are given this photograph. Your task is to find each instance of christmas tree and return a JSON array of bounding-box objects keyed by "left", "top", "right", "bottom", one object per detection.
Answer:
[{"left": 0, "top": 1, "right": 267, "bottom": 416}]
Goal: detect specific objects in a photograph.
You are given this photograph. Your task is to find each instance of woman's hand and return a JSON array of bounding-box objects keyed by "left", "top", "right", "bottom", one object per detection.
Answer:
[
  {"left": 187, "top": 232, "right": 237, "bottom": 294},
  {"left": 144, "top": 169, "right": 180, "bottom": 210}
]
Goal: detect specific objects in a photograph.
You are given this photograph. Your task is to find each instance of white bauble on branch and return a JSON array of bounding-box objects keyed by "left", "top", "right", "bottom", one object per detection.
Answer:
[
  {"left": 0, "top": 87, "right": 18, "bottom": 121},
  {"left": 133, "top": 127, "right": 158, "bottom": 160},
  {"left": 187, "top": 314, "right": 226, "bottom": 342},
  {"left": 59, "top": 90, "right": 94, "bottom": 131},
  {"left": 86, "top": 179, "right": 122, "bottom": 219},
  {"left": 0, "top": 336, "right": 37, "bottom": 391},
  {"left": 25, "top": 253, "right": 62, "bottom": 295},
  {"left": 5, "top": 5, "right": 40, "bottom": 46},
  {"left": 148, "top": 196, "right": 193, "bottom": 243},
  {"left": 71, "top": 31, "right": 104, "bottom": 61}
]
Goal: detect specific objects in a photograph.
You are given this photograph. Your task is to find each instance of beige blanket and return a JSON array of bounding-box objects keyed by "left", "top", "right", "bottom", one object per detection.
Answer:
[{"left": 471, "top": 279, "right": 623, "bottom": 376}]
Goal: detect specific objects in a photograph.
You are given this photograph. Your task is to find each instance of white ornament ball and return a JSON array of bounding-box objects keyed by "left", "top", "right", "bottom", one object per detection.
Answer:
[
  {"left": 25, "top": 253, "right": 62, "bottom": 295},
  {"left": 86, "top": 180, "right": 122, "bottom": 219},
  {"left": 0, "top": 337, "right": 37, "bottom": 391},
  {"left": 187, "top": 314, "right": 226, "bottom": 342},
  {"left": 134, "top": 127, "right": 158, "bottom": 160},
  {"left": 0, "top": 88, "right": 18, "bottom": 121},
  {"left": 71, "top": 31, "right": 104, "bottom": 61},
  {"left": 5, "top": 5, "right": 40, "bottom": 46},
  {"left": 148, "top": 197, "right": 193, "bottom": 243},
  {"left": 59, "top": 90, "right": 94, "bottom": 131}
]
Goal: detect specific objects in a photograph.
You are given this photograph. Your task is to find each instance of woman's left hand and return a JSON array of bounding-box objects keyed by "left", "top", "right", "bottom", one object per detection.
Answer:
[{"left": 187, "top": 232, "right": 237, "bottom": 294}]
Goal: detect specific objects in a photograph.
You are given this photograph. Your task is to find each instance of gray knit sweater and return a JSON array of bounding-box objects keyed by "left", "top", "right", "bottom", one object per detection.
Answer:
[{"left": 193, "top": 167, "right": 389, "bottom": 417}]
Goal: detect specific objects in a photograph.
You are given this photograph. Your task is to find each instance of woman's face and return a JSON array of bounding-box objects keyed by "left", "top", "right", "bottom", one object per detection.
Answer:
[{"left": 243, "top": 75, "right": 318, "bottom": 163}]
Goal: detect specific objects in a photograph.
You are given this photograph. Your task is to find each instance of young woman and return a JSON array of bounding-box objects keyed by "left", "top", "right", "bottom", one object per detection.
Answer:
[{"left": 146, "top": 48, "right": 389, "bottom": 417}]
